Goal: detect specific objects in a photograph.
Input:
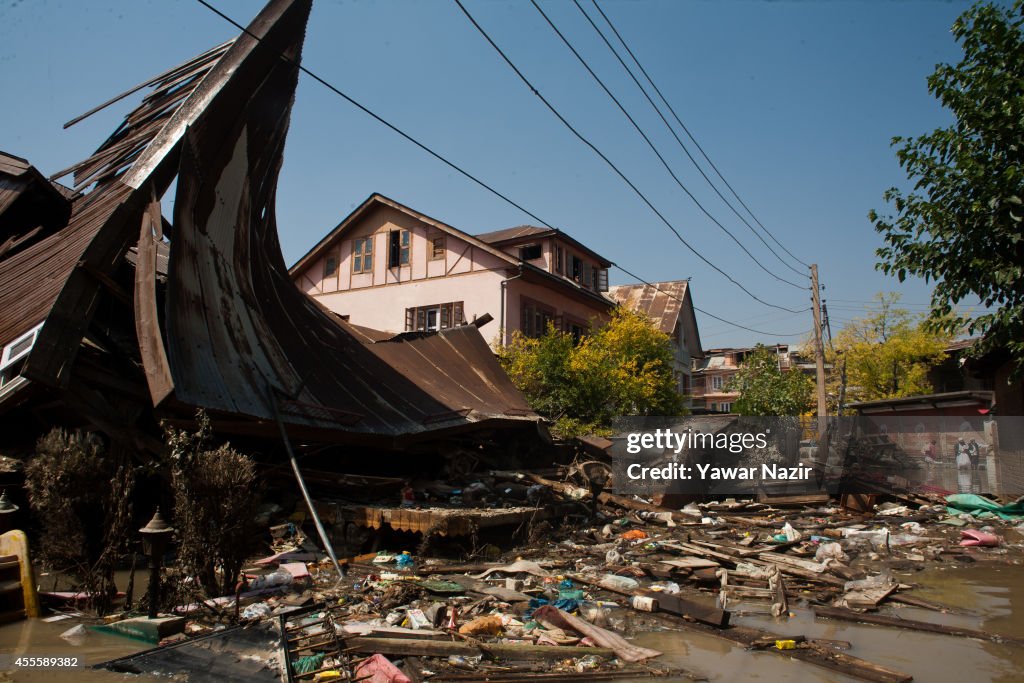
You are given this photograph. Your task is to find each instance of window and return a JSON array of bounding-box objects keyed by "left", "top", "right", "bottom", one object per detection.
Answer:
[
  {"left": 521, "top": 300, "right": 554, "bottom": 338},
  {"left": 520, "top": 243, "right": 542, "bottom": 261},
  {"left": 710, "top": 403, "right": 718, "bottom": 412},
  {"left": 566, "top": 320, "right": 588, "bottom": 343},
  {"left": 555, "top": 246, "right": 564, "bottom": 274},
  {"left": 323, "top": 256, "right": 337, "bottom": 278},
  {"left": 430, "top": 236, "right": 445, "bottom": 260},
  {"left": 388, "top": 230, "right": 410, "bottom": 268},
  {"left": 711, "top": 375, "right": 724, "bottom": 391},
  {"left": 405, "top": 302, "right": 465, "bottom": 332},
  {"left": 720, "top": 402, "right": 732, "bottom": 413},
  {"left": 352, "top": 237, "right": 373, "bottom": 274},
  {"left": 595, "top": 267, "right": 609, "bottom": 292},
  {"left": 571, "top": 255, "right": 583, "bottom": 283}
]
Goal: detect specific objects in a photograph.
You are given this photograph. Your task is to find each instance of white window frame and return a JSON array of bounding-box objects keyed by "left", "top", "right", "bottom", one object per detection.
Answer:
[
  {"left": 711, "top": 375, "right": 723, "bottom": 391},
  {"left": 1, "top": 322, "right": 44, "bottom": 372}
]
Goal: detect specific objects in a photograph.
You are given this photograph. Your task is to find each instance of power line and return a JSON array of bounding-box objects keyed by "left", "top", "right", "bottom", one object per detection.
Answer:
[
  {"left": 612, "top": 263, "right": 809, "bottom": 337},
  {"left": 573, "top": 0, "right": 807, "bottom": 280},
  {"left": 454, "top": 0, "right": 805, "bottom": 314},
  {"left": 590, "top": 0, "right": 810, "bottom": 270},
  {"left": 531, "top": 0, "right": 806, "bottom": 290},
  {"left": 194, "top": 0, "right": 555, "bottom": 232},
  {"left": 193, "top": 0, "right": 807, "bottom": 338}
]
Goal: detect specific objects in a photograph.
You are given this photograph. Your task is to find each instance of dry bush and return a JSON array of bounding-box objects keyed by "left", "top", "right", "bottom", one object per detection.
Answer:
[
  {"left": 24, "top": 428, "right": 135, "bottom": 615},
  {"left": 165, "top": 411, "right": 259, "bottom": 597}
]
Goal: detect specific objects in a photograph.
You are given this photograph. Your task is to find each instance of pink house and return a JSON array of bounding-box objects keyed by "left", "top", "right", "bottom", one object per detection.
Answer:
[{"left": 289, "top": 194, "right": 615, "bottom": 344}]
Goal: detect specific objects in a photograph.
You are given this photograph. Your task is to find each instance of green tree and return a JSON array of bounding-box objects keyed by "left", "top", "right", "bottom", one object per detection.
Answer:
[
  {"left": 727, "top": 345, "right": 814, "bottom": 416},
  {"left": 870, "top": 1, "right": 1024, "bottom": 370},
  {"left": 498, "top": 309, "right": 684, "bottom": 437},
  {"left": 829, "top": 293, "right": 953, "bottom": 404}
]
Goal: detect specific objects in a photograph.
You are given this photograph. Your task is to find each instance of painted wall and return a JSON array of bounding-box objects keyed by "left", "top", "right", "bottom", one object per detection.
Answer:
[
  {"left": 504, "top": 278, "right": 611, "bottom": 345},
  {"left": 294, "top": 204, "right": 510, "bottom": 297}
]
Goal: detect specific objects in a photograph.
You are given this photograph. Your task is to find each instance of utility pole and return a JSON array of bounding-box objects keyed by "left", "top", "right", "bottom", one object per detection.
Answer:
[{"left": 810, "top": 265, "right": 828, "bottom": 460}]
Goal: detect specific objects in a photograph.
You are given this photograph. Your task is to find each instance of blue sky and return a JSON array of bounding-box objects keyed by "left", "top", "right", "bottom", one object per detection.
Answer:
[{"left": 0, "top": 0, "right": 979, "bottom": 347}]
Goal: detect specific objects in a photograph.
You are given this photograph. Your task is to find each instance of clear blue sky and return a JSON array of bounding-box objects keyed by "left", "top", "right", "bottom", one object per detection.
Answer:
[{"left": 0, "top": 0, "right": 980, "bottom": 347}]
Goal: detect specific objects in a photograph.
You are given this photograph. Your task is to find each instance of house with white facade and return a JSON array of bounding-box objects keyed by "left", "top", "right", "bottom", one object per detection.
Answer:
[{"left": 289, "top": 194, "right": 615, "bottom": 344}]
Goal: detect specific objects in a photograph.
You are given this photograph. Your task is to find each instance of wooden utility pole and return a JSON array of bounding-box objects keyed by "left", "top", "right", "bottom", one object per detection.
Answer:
[{"left": 810, "top": 265, "right": 828, "bottom": 458}]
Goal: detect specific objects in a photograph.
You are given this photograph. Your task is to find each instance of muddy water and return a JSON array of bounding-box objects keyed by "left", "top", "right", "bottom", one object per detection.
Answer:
[
  {"left": 633, "top": 564, "right": 1024, "bottom": 682},
  {"left": 1, "top": 565, "right": 1022, "bottom": 681}
]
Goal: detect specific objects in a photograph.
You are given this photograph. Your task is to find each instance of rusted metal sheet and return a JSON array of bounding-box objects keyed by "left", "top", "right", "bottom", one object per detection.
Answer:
[
  {"left": 134, "top": 194, "right": 174, "bottom": 406},
  {"left": 6, "top": 0, "right": 538, "bottom": 444},
  {"left": 156, "top": 0, "right": 536, "bottom": 438},
  {"left": 608, "top": 280, "right": 687, "bottom": 335}
]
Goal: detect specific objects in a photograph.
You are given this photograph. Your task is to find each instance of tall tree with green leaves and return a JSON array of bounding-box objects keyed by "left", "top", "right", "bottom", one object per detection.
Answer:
[
  {"left": 498, "top": 309, "right": 684, "bottom": 437},
  {"left": 828, "top": 293, "right": 953, "bottom": 404},
  {"left": 727, "top": 345, "right": 814, "bottom": 416},
  {"left": 870, "top": 1, "right": 1024, "bottom": 370}
]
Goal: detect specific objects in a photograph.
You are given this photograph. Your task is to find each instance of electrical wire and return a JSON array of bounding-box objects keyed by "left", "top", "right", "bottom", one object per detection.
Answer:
[
  {"left": 612, "top": 262, "right": 809, "bottom": 337},
  {"left": 590, "top": 0, "right": 810, "bottom": 270},
  {"left": 574, "top": 0, "right": 807, "bottom": 280},
  {"left": 532, "top": 0, "right": 807, "bottom": 289},
  {"left": 194, "top": 0, "right": 810, "bottom": 335},
  {"left": 454, "top": 0, "right": 806, "bottom": 314}
]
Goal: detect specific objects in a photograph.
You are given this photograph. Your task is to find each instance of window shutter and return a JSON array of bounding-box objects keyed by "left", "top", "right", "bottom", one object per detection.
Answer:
[
  {"left": 454, "top": 301, "right": 464, "bottom": 326},
  {"left": 441, "top": 304, "right": 451, "bottom": 329},
  {"left": 582, "top": 262, "right": 592, "bottom": 288},
  {"left": 416, "top": 309, "right": 426, "bottom": 331},
  {"left": 597, "top": 268, "right": 608, "bottom": 292},
  {"left": 405, "top": 308, "right": 414, "bottom": 332}
]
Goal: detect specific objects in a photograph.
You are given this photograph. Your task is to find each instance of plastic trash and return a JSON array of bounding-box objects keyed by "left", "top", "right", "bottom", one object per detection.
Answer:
[
  {"left": 648, "top": 581, "right": 681, "bottom": 594},
  {"left": 60, "top": 624, "right": 89, "bottom": 643},
  {"left": 814, "top": 542, "right": 849, "bottom": 564},
  {"left": 621, "top": 529, "right": 648, "bottom": 541},
  {"left": 782, "top": 522, "right": 803, "bottom": 542},
  {"left": 396, "top": 552, "right": 414, "bottom": 569},
  {"left": 844, "top": 571, "right": 892, "bottom": 592},
  {"left": 575, "top": 655, "right": 602, "bottom": 672},
  {"left": 775, "top": 639, "right": 797, "bottom": 650},
  {"left": 240, "top": 602, "right": 273, "bottom": 620},
  {"left": 960, "top": 529, "right": 1000, "bottom": 547},
  {"left": 599, "top": 574, "right": 640, "bottom": 591},
  {"left": 605, "top": 549, "right": 623, "bottom": 565},
  {"left": 458, "top": 614, "right": 503, "bottom": 636},
  {"left": 248, "top": 568, "right": 293, "bottom": 590}
]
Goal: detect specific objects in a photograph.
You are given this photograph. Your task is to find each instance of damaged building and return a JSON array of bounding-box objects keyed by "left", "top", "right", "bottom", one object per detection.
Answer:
[{"left": 0, "top": 0, "right": 552, "bottom": 520}]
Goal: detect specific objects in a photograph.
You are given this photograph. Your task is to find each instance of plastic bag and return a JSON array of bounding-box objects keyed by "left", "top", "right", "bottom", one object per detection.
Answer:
[{"left": 814, "top": 542, "right": 848, "bottom": 564}]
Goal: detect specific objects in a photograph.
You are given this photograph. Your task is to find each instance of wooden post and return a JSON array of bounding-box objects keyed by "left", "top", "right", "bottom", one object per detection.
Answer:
[{"left": 810, "top": 265, "right": 829, "bottom": 464}]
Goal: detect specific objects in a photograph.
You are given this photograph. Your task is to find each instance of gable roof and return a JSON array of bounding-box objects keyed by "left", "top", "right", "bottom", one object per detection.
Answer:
[
  {"left": 288, "top": 193, "right": 519, "bottom": 276},
  {"left": 608, "top": 280, "right": 703, "bottom": 359},
  {"left": 475, "top": 225, "right": 551, "bottom": 244},
  {"left": 289, "top": 193, "right": 615, "bottom": 309},
  {"left": 475, "top": 224, "right": 612, "bottom": 268}
]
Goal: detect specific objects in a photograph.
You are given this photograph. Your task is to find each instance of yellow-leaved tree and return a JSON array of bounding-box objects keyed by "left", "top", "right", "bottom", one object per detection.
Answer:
[
  {"left": 829, "top": 293, "right": 954, "bottom": 406},
  {"left": 498, "top": 309, "right": 685, "bottom": 437}
]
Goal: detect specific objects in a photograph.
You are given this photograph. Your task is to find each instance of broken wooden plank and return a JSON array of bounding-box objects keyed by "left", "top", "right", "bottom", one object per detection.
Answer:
[
  {"left": 342, "top": 637, "right": 616, "bottom": 661},
  {"left": 814, "top": 606, "right": 1024, "bottom": 646}
]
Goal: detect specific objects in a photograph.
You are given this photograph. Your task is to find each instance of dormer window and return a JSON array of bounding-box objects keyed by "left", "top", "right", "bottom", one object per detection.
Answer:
[{"left": 520, "top": 244, "right": 542, "bottom": 261}]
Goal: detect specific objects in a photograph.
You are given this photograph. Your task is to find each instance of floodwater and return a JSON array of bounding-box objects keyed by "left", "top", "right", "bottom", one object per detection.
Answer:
[
  {"left": 633, "top": 564, "right": 1024, "bottom": 682},
  {"left": 0, "top": 565, "right": 1022, "bottom": 681}
]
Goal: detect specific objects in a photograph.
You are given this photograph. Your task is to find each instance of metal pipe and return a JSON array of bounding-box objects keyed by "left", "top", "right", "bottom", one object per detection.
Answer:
[
  {"left": 268, "top": 389, "right": 344, "bottom": 582},
  {"left": 499, "top": 266, "right": 524, "bottom": 346}
]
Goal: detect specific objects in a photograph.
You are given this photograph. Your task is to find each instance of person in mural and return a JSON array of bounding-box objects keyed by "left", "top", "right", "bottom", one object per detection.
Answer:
[
  {"left": 955, "top": 437, "right": 971, "bottom": 470},
  {"left": 921, "top": 440, "right": 938, "bottom": 466},
  {"left": 968, "top": 439, "right": 981, "bottom": 472}
]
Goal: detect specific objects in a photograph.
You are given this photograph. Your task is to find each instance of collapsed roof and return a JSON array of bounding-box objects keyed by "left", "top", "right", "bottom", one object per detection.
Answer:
[{"left": 0, "top": 0, "right": 539, "bottom": 448}]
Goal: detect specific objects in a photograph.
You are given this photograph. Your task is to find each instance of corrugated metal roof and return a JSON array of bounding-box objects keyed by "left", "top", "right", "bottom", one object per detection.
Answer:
[
  {"left": 475, "top": 225, "right": 552, "bottom": 244},
  {"left": 608, "top": 280, "right": 689, "bottom": 336},
  {"left": 155, "top": 2, "right": 535, "bottom": 437}
]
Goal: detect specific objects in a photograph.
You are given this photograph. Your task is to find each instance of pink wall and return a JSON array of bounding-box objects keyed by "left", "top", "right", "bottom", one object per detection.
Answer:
[{"left": 504, "top": 278, "right": 611, "bottom": 345}]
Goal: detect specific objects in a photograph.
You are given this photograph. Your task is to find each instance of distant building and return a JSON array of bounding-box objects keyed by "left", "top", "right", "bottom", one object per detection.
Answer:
[
  {"left": 608, "top": 280, "right": 703, "bottom": 403},
  {"left": 691, "top": 344, "right": 812, "bottom": 413},
  {"left": 289, "top": 194, "right": 615, "bottom": 345}
]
